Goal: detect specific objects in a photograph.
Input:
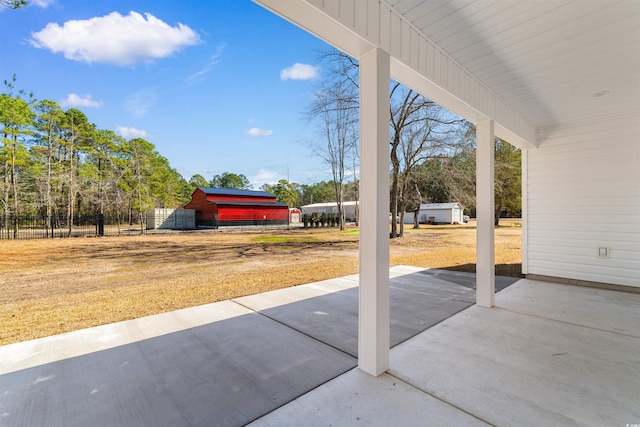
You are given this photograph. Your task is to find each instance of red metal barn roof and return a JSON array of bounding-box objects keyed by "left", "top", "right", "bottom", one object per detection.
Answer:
[{"left": 192, "top": 187, "right": 277, "bottom": 203}]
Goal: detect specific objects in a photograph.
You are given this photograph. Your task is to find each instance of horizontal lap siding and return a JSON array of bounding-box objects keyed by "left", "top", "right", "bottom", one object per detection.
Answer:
[{"left": 527, "top": 115, "right": 640, "bottom": 287}]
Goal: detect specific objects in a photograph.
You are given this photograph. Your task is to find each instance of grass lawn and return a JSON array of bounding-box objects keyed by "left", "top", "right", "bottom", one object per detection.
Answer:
[{"left": 0, "top": 220, "right": 521, "bottom": 345}]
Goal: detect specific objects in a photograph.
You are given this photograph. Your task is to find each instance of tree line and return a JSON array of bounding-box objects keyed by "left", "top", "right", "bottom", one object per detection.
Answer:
[
  {"left": 2, "top": 53, "right": 521, "bottom": 239},
  {"left": 0, "top": 76, "right": 190, "bottom": 236},
  {"left": 0, "top": 75, "right": 350, "bottom": 236}
]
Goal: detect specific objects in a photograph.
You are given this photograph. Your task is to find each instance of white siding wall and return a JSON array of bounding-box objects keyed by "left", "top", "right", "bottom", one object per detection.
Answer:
[{"left": 526, "top": 114, "right": 640, "bottom": 287}]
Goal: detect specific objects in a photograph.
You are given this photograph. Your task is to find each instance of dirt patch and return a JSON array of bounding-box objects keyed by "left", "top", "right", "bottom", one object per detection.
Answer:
[{"left": 0, "top": 220, "right": 521, "bottom": 345}]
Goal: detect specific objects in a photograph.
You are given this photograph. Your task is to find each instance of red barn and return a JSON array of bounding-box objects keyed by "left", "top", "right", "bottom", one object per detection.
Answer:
[{"left": 184, "top": 187, "right": 289, "bottom": 227}]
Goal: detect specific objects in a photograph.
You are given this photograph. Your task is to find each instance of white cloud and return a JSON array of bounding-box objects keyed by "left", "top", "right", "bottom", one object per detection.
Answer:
[
  {"left": 125, "top": 89, "right": 157, "bottom": 118},
  {"left": 245, "top": 127, "right": 273, "bottom": 137},
  {"left": 280, "top": 63, "right": 319, "bottom": 81},
  {"left": 186, "top": 44, "right": 225, "bottom": 83},
  {"left": 60, "top": 93, "right": 102, "bottom": 108},
  {"left": 30, "top": 11, "right": 200, "bottom": 65},
  {"left": 116, "top": 126, "right": 149, "bottom": 139},
  {"left": 250, "top": 169, "right": 282, "bottom": 188},
  {"left": 30, "top": 0, "right": 56, "bottom": 8}
]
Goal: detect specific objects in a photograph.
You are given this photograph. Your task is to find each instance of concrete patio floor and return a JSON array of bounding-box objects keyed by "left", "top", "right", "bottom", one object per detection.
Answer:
[{"left": 1, "top": 266, "right": 638, "bottom": 426}]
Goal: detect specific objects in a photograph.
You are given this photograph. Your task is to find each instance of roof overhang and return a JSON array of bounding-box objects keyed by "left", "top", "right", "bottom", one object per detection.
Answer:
[{"left": 254, "top": 0, "right": 640, "bottom": 149}]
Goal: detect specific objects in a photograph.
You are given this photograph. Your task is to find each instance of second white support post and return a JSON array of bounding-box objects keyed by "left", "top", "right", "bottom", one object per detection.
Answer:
[
  {"left": 476, "top": 120, "right": 495, "bottom": 308},
  {"left": 358, "top": 48, "right": 390, "bottom": 376}
]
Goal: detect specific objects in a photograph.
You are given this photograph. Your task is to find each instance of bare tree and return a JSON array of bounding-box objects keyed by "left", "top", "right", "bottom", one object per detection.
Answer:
[
  {"left": 389, "top": 84, "right": 465, "bottom": 237},
  {"left": 389, "top": 85, "right": 425, "bottom": 237},
  {"left": 307, "top": 51, "right": 359, "bottom": 230},
  {"left": 416, "top": 124, "right": 476, "bottom": 213},
  {"left": 309, "top": 50, "right": 467, "bottom": 237}
]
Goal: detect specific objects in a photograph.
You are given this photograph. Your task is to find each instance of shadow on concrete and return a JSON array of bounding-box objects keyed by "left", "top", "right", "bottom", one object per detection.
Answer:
[
  {"left": 252, "top": 272, "right": 480, "bottom": 357},
  {"left": 416, "top": 268, "right": 520, "bottom": 291},
  {"left": 436, "top": 262, "right": 524, "bottom": 279},
  {"left": 0, "top": 268, "right": 520, "bottom": 427},
  {"left": 0, "top": 312, "right": 356, "bottom": 427}
]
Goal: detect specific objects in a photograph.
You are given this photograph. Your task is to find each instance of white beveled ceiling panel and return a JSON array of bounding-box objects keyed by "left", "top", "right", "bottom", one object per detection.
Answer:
[{"left": 388, "top": 0, "right": 640, "bottom": 131}]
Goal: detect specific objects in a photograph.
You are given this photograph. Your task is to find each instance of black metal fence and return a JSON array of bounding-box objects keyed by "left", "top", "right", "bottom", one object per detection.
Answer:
[{"left": 0, "top": 214, "right": 146, "bottom": 240}]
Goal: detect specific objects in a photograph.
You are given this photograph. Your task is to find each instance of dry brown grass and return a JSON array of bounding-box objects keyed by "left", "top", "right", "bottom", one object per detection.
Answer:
[{"left": 0, "top": 219, "right": 521, "bottom": 345}]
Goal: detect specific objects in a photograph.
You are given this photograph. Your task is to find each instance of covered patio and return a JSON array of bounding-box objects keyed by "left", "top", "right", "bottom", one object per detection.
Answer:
[
  {"left": 254, "top": 0, "right": 640, "bottom": 376},
  {"left": 1, "top": 1, "right": 638, "bottom": 425},
  {"left": 253, "top": 273, "right": 640, "bottom": 426},
  {"left": 1, "top": 267, "right": 638, "bottom": 426}
]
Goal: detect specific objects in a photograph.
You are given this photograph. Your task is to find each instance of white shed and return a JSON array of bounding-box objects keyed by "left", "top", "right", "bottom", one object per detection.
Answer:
[
  {"left": 301, "top": 201, "right": 358, "bottom": 222},
  {"left": 405, "top": 203, "right": 464, "bottom": 225}
]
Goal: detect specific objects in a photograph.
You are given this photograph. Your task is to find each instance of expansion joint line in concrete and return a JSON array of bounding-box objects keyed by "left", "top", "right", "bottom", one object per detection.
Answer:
[
  {"left": 385, "top": 371, "right": 496, "bottom": 427},
  {"left": 229, "top": 299, "right": 357, "bottom": 359},
  {"left": 229, "top": 299, "right": 358, "bottom": 425},
  {"left": 492, "top": 306, "right": 640, "bottom": 339}
]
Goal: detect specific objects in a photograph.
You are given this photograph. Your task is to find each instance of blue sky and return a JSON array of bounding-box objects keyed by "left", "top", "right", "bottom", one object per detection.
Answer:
[{"left": 0, "top": 0, "right": 334, "bottom": 188}]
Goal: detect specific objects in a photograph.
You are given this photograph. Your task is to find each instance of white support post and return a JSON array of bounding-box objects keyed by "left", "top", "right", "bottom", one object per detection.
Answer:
[
  {"left": 521, "top": 148, "right": 528, "bottom": 276},
  {"left": 358, "top": 47, "right": 390, "bottom": 376},
  {"left": 476, "top": 120, "right": 495, "bottom": 308}
]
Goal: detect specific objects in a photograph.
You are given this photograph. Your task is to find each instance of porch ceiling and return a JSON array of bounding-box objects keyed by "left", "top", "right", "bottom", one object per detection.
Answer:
[
  {"left": 388, "top": 0, "right": 640, "bottom": 130},
  {"left": 255, "top": 0, "right": 640, "bottom": 142}
]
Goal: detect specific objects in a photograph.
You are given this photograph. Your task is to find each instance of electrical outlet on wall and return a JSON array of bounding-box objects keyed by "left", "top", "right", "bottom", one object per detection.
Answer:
[{"left": 598, "top": 247, "right": 610, "bottom": 258}]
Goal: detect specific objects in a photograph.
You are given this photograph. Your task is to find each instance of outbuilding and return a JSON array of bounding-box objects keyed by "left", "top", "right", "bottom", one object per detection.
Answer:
[
  {"left": 405, "top": 203, "right": 464, "bottom": 225},
  {"left": 146, "top": 208, "right": 196, "bottom": 230},
  {"left": 289, "top": 208, "right": 302, "bottom": 224},
  {"left": 300, "top": 201, "right": 358, "bottom": 222},
  {"left": 184, "top": 187, "right": 289, "bottom": 227}
]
